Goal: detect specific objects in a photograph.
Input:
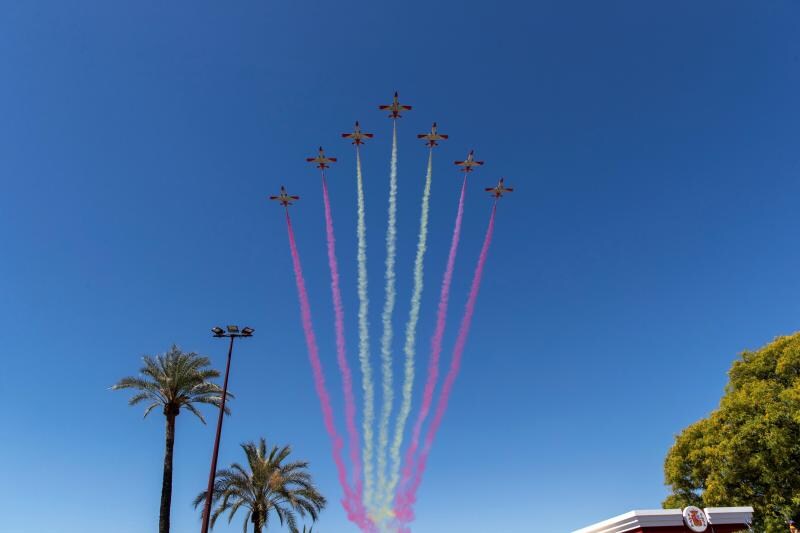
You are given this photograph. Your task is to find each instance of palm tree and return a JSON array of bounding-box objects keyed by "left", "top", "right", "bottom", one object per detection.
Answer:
[
  {"left": 194, "top": 438, "right": 326, "bottom": 533},
  {"left": 113, "top": 345, "right": 230, "bottom": 533}
]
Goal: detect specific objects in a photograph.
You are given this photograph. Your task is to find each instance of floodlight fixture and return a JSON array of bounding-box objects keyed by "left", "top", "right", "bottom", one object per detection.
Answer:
[
  {"left": 241, "top": 326, "right": 254, "bottom": 336},
  {"left": 211, "top": 326, "right": 225, "bottom": 337}
]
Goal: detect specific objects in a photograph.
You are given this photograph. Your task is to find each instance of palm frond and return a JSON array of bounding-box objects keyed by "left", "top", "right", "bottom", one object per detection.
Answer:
[
  {"left": 227, "top": 498, "right": 246, "bottom": 524},
  {"left": 127, "top": 391, "right": 155, "bottom": 406},
  {"left": 274, "top": 503, "right": 286, "bottom": 526},
  {"left": 193, "top": 490, "right": 208, "bottom": 508},
  {"left": 183, "top": 402, "right": 207, "bottom": 425},
  {"left": 142, "top": 402, "right": 161, "bottom": 419},
  {"left": 285, "top": 509, "right": 298, "bottom": 533},
  {"left": 209, "top": 500, "right": 227, "bottom": 528},
  {"left": 192, "top": 394, "right": 232, "bottom": 415}
]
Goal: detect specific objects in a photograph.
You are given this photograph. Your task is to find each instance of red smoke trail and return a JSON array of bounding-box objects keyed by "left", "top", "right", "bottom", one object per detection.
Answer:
[
  {"left": 321, "top": 175, "right": 363, "bottom": 514},
  {"left": 395, "top": 175, "right": 467, "bottom": 515},
  {"left": 322, "top": 173, "right": 363, "bottom": 506},
  {"left": 395, "top": 203, "right": 497, "bottom": 523},
  {"left": 283, "top": 209, "right": 372, "bottom": 531}
]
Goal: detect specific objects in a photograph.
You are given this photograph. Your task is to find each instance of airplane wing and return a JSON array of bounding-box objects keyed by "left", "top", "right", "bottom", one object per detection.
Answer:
[
  {"left": 378, "top": 105, "right": 391, "bottom": 110},
  {"left": 329, "top": 157, "right": 338, "bottom": 162},
  {"left": 417, "top": 134, "right": 428, "bottom": 139},
  {"left": 363, "top": 133, "right": 374, "bottom": 138},
  {"left": 439, "top": 134, "right": 449, "bottom": 139},
  {"left": 269, "top": 196, "right": 279, "bottom": 200},
  {"left": 505, "top": 188, "right": 513, "bottom": 192},
  {"left": 341, "top": 133, "right": 354, "bottom": 138},
  {"left": 305, "top": 157, "right": 316, "bottom": 162},
  {"left": 290, "top": 195, "right": 300, "bottom": 200},
  {"left": 484, "top": 187, "right": 495, "bottom": 192}
]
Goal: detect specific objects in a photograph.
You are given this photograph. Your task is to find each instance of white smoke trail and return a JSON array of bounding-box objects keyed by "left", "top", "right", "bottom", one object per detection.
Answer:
[
  {"left": 356, "top": 147, "right": 377, "bottom": 514},
  {"left": 381, "top": 148, "right": 433, "bottom": 519},
  {"left": 375, "top": 121, "right": 398, "bottom": 518}
]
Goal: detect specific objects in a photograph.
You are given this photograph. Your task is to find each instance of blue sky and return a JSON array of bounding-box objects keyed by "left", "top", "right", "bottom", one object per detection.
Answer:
[{"left": 1, "top": 1, "right": 799, "bottom": 532}]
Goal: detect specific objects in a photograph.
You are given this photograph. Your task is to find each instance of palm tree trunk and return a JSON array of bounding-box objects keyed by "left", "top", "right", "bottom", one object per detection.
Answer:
[
  {"left": 160, "top": 413, "right": 176, "bottom": 533},
  {"left": 252, "top": 511, "right": 262, "bottom": 533}
]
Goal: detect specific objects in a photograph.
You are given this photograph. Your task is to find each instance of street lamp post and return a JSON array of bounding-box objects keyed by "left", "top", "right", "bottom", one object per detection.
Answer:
[{"left": 200, "top": 325, "right": 253, "bottom": 533}]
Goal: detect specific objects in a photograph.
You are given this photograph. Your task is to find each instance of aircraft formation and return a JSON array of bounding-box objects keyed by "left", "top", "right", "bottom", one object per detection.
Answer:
[
  {"left": 269, "top": 92, "right": 513, "bottom": 533},
  {"left": 271, "top": 93, "right": 512, "bottom": 210}
]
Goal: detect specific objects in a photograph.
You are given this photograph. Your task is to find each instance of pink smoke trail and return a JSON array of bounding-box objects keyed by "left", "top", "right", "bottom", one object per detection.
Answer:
[
  {"left": 283, "top": 209, "right": 373, "bottom": 531},
  {"left": 394, "top": 203, "right": 497, "bottom": 524},
  {"left": 321, "top": 174, "right": 364, "bottom": 515},
  {"left": 395, "top": 175, "right": 467, "bottom": 514}
]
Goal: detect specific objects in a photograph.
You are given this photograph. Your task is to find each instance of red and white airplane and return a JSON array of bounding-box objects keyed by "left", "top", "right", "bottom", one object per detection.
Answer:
[
  {"left": 306, "top": 147, "right": 337, "bottom": 169},
  {"left": 379, "top": 91, "right": 412, "bottom": 118},
  {"left": 341, "top": 121, "right": 374, "bottom": 146},
  {"left": 417, "top": 122, "right": 448, "bottom": 147},
  {"left": 270, "top": 185, "right": 300, "bottom": 207},
  {"left": 485, "top": 178, "right": 513, "bottom": 199},
  {"left": 454, "top": 150, "right": 484, "bottom": 173}
]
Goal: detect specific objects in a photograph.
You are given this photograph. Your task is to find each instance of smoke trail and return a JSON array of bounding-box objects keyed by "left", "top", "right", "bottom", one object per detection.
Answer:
[
  {"left": 381, "top": 149, "right": 434, "bottom": 517},
  {"left": 355, "top": 147, "right": 377, "bottom": 517},
  {"left": 395, "top": 175, "right": 468, "bottom": 517},
  {"left": 395, "top": 203, "right": 497, "bottom": 524},
  {"left": 375, "top": 121, "right": 398, "bottom": 515},
  {"left": 283, "top": 210, "right": 362, "bottom": 525},
  {"left": 320, "top": 175, "right": 363, "bottom": 516}
]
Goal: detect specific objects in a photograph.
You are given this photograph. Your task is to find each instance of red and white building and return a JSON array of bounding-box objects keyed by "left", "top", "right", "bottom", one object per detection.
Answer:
[{"left": 572, "top": 506, "right": 754, "bottom": 533}]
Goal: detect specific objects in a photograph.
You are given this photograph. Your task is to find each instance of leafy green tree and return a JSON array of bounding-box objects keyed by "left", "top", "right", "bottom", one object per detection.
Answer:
[
  {"left": 194, "top": 438, "right": 326, "bottom": 533},
  {"left": 113, "top": 345, "right": 229, "bottom": 533},
  {"left": 664, "top": 333, "right": 800, "bottom": 532}
]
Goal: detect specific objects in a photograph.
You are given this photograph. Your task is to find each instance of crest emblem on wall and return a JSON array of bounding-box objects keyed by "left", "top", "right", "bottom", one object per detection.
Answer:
[{"left": 682, "top": 506, "right": 709, "bottom": 532}]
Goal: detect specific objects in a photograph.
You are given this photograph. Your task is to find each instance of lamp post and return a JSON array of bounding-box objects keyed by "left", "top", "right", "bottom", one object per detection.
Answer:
[{"left": 200, "top": 325, "right": 253, "bottom": 533}]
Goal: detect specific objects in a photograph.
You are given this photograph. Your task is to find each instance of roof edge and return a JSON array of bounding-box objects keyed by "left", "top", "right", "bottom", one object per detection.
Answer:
[{"left": 572, "top": 507, "right": 754, "bottom": 533}]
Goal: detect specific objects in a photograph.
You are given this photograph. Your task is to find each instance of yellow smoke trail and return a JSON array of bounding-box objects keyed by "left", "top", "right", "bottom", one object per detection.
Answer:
[
  {"left": 375, "top": 121, "right": 398, "bottom": 518},
  {"left": 355, "top": 147, "right": 377, "bottom": 514},
  {"left": 379, "top": 148, "right": 433, "bottom": 520}
]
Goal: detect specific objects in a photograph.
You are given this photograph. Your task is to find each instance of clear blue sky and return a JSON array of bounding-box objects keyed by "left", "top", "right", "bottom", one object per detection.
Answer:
[{"left": 1, "top": 1, "right": 799, "bottom": 532}]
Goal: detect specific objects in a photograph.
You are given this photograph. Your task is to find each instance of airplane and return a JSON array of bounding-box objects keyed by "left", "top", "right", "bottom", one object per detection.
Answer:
[
  {"left": 379, "top": 91, "right": 412, "bottom": 118},
  {"left": 269, "top": 185, "right": 300, "bottom": 207},
  {"left": 454, "top": 150, "right": 484, "bottom": 173},
  {"left": 417, "top": 122, "right": 449, "bottom": 147},
  {"left": 485, "top": 177, "right": 513, "bottom": 198},
  {"left": 306, "top": 147, "right": 337, "bottom": 169},
  {"left": 341, "top": 121, "right": 374, "bottom": 146}
]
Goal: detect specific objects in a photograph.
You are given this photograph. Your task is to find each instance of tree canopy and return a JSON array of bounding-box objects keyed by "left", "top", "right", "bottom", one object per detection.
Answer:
[
  {"left": 194, "top": 438, "right": 326, "bottom": 533},
  {"left": 663, "top": 332, "right": 800, "bottom": 532},
  {"left": 112, "top": 344, "right": 229, "bottom": 422},
  {"left": 112, "top": 344, "right": 229, "bottom": 533}
]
